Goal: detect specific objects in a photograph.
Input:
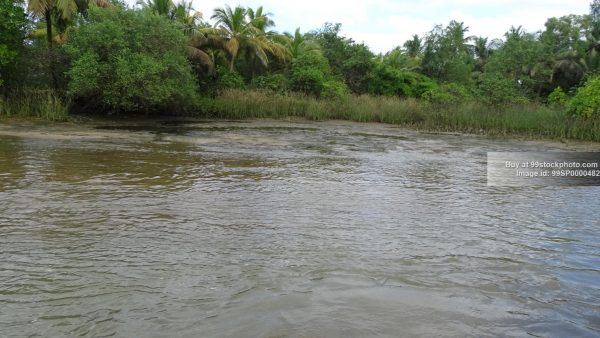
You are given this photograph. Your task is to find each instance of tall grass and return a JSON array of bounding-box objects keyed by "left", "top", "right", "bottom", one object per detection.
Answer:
[
  {"left": 196, "top": 89, "right": 600, "bottom": 142},
  {"left": 0, "top": 90, "right": 69, "bottom": 121}
]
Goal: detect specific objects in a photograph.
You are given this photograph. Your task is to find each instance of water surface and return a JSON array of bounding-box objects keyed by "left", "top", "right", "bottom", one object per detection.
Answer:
[{"left": 1, "top": 120, "right": 599, "bottom": 337}]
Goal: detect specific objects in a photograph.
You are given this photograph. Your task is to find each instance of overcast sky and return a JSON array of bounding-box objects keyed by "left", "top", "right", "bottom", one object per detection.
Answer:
[{"left": 177, "top": 0, "right": 592, "bottom": 53}]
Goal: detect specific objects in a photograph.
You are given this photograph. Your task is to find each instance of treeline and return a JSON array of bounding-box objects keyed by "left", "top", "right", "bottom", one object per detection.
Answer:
[{"left": 1, "top": 0, "right": 600, "bottom": 122}]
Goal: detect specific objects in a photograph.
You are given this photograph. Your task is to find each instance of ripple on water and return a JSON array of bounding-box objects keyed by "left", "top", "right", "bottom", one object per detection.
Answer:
[{"left": 1, "top": 120, "right": 599, "bottom": 337}]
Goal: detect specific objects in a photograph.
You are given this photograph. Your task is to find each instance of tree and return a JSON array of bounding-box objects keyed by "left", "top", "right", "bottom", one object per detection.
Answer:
[
  {"left": 403, "top": 35, "right": 422, "bottom": 58},
  {"left": 27, "top": 0, "right": 109, "bottom": 89},
  {"left": 139, "top": 0, "right": 215, "bottom": 75},
  {"left": 540, "top": 15, "right": 597, "bottom": 90},
  {"left": 592, "top": 0, "right": 600, "bottom": 21},
  {"left": 0, "top": 0, "right": 27, "bottom": 87},
  {"left": 65, "top": 8, "right": 199, "bottom": 113},
  {"left": 368, "top": 63, "right": 434, "bottom": 97},
  {"left": 469, "top": 36, "right": 502, "bottom": 74},
  {"left": 284, "top": 28, "right": 321, "bottom": 60},
  {"left": 341, "top": 42, "right": 375, "bottom": 93},
  {"left": 486, "top": 28, "right": 553, "bottom": 97},
  {"left": 421, "top": 21, "right": 473, "bottom": 83},
  {"left": 289, "top": 52, "right": 330, "bottom": 95},
  {"left": 246, "top": 6, "right": 274, "bottom": 32},
  {"left": 568, "top": 74, "right": 600, "bottom": 117},
  {"left": 381, "top": 47, "right": 418, "bottom": 71},
  {"left": 311, "top": 23, "right": 376, "bottom": 94},
  {"left": 211, "top": 5, "right": 283, "bottom": 73}
]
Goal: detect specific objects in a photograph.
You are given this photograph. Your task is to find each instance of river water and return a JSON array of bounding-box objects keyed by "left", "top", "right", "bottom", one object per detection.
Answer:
[{"left": 0, "top": 120, "right": 599, "bottom": 338}]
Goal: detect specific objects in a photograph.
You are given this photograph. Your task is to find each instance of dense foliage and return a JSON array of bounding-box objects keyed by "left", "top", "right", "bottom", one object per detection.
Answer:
[
  {"left": 0, "top": 0, "right": 27, "bottom": 87},
  {"left": 1, "top": 0, "right": 600, "bottom": 134},
  {"left": 568, "top": 75, "right": 600, "bottom": 117},
  {"left": 65, "top": 8, "right": 198, "bottom": 113}
]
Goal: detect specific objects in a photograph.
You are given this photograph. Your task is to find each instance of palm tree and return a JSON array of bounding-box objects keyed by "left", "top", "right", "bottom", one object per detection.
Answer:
[
  {"left": 283, "top": 28, "right": 320, "bottom": 60},
  {"left": 139, "top": 0, "right": 216, "bottom": 73},
  {"left": 171, "top": 0, "right": 202, "bottom": 35},
  {"left": 445, "top": 20, "right": 471, "bottom": 55},
  {"left": 469, "top": 36, "right": 503, "bottom": 75},
  {"left": 211, "top": 5, "right": 284, "bottom": 72},
  {"left": 403, "top": 34, "right": 422, "bottom": 58},
  {"left": 28, "top": 0, "right": 109, "bottom": 88},
  {"left": 28, "top": 0, "right": 109, "bottom": 48},
  {"left": 505, "top": 26, "right": 525, "bottom": 40},
  {"left": 143, "top": 0, "right": 171, "bottom": 16},
  {"left": 246, "top": 6, "right": 274, "bottom": 32},
  {"left": 211, "top": 5, "right": 248, "bottom": 71}
]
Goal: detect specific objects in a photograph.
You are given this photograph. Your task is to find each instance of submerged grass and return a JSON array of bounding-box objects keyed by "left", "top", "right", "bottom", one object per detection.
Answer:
[
  {"left": 0, "top": 90, "right": 69, "bottom": 121},
  {"left": 198, "top": 89, "right": 600, "bottom": 142}
]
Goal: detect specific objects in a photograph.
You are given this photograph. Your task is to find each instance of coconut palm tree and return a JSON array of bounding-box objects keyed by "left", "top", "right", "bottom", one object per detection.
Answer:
[
  {"left": 143, "top": 0, "right": 171, "bottom": 16},
  {"left": 283, "top": 28, "right": 320, "bottom": 60},
  {"left": 28, "top": 0, "right": 109, "bottom": 88},
  {"left": 403, "top": 34, "right": 422, "bottom": 58},
  {"left": 246, "top": 6, "right": 274, "bottom": 32},
  {"left": 211, "top": 5, "right": 285, "bottom": 72},
  {"left": 28, "top": 0, "right": 109, "bottom": 48},
  {"left": 139, "top": 0, "right": 215, "bottom": 73},
  {"left": 171, "top": 0, "right": 202, "bottom": 35},
  {"left": 211, "top": 5, "right": 249, "bottom": 71}
]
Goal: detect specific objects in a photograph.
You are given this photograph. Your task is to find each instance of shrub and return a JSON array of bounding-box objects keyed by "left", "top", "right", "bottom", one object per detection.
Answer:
[
  {"left": 568, "top": 75, "right": 600, "bottom": 118},
  {"left": 321, "top": 79, "right": 348, "bottom": 99},
  {"left": 216, "top": 67, "right": 245, "bottom": 90},
  {"left": 474, "top": 73, "right": 528, "bottom": 105},
  {"left": 547, "top": 87, "right": 568, "bottom": 107},
  {"left": 368, "top": 64, "right": 436, "bottom": 98},
  {"left": 289, "top": 52, "right": 332, "bottom": 97},
  {"left": 65, "top": 8, "right": 199, "bottom": 114},
  {"left": 290, "top": 68, "right": 324, "bottom": 96},
  {"left": 422, "top": 82, "right": 473, "bottom": 105},
  {"left": 250, "top": 73, "right": 289, "bottom": 93},
  {"left": 0, "top": 0, "right": 27, "bottom": 87}
]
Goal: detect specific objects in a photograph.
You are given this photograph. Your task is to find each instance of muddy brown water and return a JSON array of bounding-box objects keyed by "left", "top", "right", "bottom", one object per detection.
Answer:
[{"left": 0, "top": 120, "right": 599, "bottom": 337}]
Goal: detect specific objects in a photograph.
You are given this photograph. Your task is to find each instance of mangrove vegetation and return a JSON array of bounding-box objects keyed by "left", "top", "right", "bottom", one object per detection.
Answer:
[{"left": 2, "top": 0, "right": 600, "bottom": 140}]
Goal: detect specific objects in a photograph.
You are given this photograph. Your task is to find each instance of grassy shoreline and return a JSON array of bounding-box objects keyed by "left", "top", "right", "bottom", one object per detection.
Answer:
[
  {"left": 2, "top": 88, "right": 600, "bottom": 142},
  {"left": 0, "top": 90, "right": 69, "bottom": 121},
  {"left": 197, "top": 89, "right": 600, "bottom": 142}
]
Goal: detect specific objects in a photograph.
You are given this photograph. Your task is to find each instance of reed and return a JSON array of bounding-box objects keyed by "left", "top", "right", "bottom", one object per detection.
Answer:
[
  {"left": 194, "top": 89, "right": 600, "bottom": 142},
  {"left": 0, "top": 90, "right": 69, "bottom": 121}
]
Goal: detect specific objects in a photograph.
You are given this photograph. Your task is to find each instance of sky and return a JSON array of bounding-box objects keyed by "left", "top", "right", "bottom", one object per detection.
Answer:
[{"left": 179, "top": 0, "right": 592, "bottom": 53}]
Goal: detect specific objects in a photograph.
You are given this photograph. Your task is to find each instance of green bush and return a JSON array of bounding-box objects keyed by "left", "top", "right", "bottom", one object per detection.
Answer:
[
  {"left": 0, "top": 0, "right": 27, "bottom": 87},
  {"left": 547, "top": 87, "right": 568, "bottom": 107},
  {"left": 289, "top": 52, "right": 332, "bottom": 97},
  {"left": 250, "top": 73, "right": 289, "bottom": 93},
  {"left": 216, "top": 67, "right": 246, "bottom": 90},
  {"left": 422, "top": 82, "right": 473, "bottom": 105},
  {"left": 290, "top": 68, "right": 324, "bottom": 96},
  {"left": 368, "top": 64, "right": 436, "bottom": 98},
  {"left": 568, "top": 75, "right": 600, "bottom": 117},
  {"left": 474, "top": 73, "right": 528, "bottom": 105},
  {"left": 65, "top": 8, "right": 199, "bottom": 114},
  {"left": 321, "top": 79, "right": 348, "bottom": 99}
]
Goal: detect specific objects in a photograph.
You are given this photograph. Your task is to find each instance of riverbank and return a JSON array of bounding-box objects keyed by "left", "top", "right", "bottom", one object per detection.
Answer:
[
  {"left": 199, "top": 89, "right": 600, "bottom": 142},
  {"left": 2, "top": 89, "right": 600, "bottom": 142}
]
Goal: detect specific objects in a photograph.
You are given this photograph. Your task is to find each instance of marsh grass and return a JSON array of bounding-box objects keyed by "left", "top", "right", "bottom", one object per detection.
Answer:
[
  {"left": 0, "top": 90, "right": 69, "bottom": 121},
  {"left": 198, "top": 89, "right": 600, "bottom": 142}
]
